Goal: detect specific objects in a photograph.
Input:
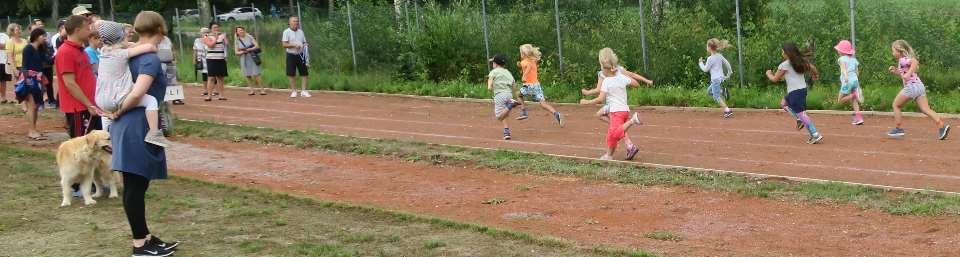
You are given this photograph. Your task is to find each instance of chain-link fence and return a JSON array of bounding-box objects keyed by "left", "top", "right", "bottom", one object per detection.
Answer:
[{"left": 162, "top": 0, "right": 960, "bottom": 104}]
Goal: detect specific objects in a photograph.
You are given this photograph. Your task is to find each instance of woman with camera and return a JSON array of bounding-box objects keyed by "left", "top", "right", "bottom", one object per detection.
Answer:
[{"left": 234, "top": 26, "right": 264, "bottom": 96}]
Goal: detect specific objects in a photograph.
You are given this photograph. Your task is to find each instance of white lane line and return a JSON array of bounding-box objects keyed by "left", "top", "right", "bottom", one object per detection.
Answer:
[
  {"left": 182, "top": 113, "right": 960, "bottom": 182},
  {"left": 179, "top": 117, "right": 960, "bottom": 195},
  {"left": 184, "top": 103, "right": 960, "bottom": 162}
]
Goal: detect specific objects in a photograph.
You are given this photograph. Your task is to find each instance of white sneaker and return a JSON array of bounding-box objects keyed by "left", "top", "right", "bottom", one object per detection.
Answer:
[
  {"left": 300, "top": 90, "right": 312, "bottom": 97},
  {"left": 628, "top": 112, "right": 642, "bottom": 125},
  {"left": 289, "top": 91, "right": 298, "bottom": 98},
  {"left": 144, "top": 130, "right": 172, "bottom": 148},
  {"left": 599, "top": 154, "right": 613, "bottom": 160}
]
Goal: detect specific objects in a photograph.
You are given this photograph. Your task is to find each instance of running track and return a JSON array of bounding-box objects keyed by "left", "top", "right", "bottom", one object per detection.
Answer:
[{"left": 172, "top": 86, "right": 959, "bottom": 193}]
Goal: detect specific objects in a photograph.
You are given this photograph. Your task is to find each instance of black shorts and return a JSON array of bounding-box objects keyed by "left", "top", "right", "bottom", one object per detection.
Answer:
[
  {"left": 784, "top": 88, "right": 808, "bottom": 113},
  {"left": 201, "top": 72, "right": 208, "bottom": 82},
  {"left": 206, "top": 59, "right": 228, "bottom": 77},
  {"left": 65, "top": 111, "right": 103, "bottom": 138},
  {"left": 0, "top": 64, "right": 11, "bottom": 82},
  {"left": 286, "top": 53, "right": 309, "bottom": 77}
]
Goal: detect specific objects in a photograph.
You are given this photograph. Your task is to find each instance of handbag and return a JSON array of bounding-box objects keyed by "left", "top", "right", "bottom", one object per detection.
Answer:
[{"left": 237, "top": 37, "right": 262, "bottom": 66}]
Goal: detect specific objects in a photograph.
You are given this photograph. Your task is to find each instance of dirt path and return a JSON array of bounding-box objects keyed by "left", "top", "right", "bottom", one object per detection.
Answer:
[
  {"left": 171, "top": 86, "right": 960, "bottom": 193},
  {"left": 3, "top": 115, "right": 958, "bottom": 256}
]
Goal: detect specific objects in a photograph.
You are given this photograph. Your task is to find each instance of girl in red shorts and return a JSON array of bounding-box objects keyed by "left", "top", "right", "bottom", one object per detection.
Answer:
[{"left": 580, "top": 48, "right": 642, "bottom": 160}]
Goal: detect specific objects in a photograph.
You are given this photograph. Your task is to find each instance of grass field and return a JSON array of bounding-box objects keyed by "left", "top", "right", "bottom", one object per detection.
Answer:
[{"left": 0, "top": 145, "right": 654, "bottom": 257}]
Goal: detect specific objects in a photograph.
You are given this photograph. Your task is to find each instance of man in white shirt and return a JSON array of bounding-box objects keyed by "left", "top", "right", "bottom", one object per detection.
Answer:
[{"left": 282, "top": 16, "right": 310, "bottom": 98}]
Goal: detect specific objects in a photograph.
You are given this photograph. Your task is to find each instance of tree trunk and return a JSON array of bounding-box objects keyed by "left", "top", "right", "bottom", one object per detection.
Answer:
[
  {"left": 198, "top": 0, "right": 212, "bottom": 26},
  {"left": 98, "top": 0, "right": 105, "bottom": 16},
  {"left": 394, "top": 0, "right": 403, "bottom": 32},
  {"left": 109, "top": 0, "right": 115, "bottom": 20},
  {"left": 651, "top": 0, "right": 664, "bottom": 30},
  {"left": 50, "top": 0, "right": 59, "bottom": 24},
  {"left": 328, "top": 0, "right": 335, "bottom": 18},
  {"left": 289, "top": 0, "right": 296, "bottom": 17}
]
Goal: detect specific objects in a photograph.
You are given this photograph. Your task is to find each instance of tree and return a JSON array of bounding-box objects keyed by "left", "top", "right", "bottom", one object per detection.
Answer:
[
  {"left": 50, "top": 0, "right": 58, "bottom": 23},
  {"left": 198, "top": 0, "right": 211, "bottom": 26}
]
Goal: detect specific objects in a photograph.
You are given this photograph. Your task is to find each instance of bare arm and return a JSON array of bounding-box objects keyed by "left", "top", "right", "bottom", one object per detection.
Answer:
[
  {"left": 580, "top": 91, "right": 607, "bottom": 105},
  {"left": 486, "top": 76, "right": 493, "bottom": 91},
  {"left": 126, "top": 44, "right": 158, "bottom": 58},
  {"left": 61, "top": 73, "right": 102, "bottom": 115},
  {"left": 625, "top": 76, "right": 640, "bottom": 88},
  {"left": 838, "top": 61, "right": 848, "bottom": 84},
  {"left": 621, "top": 68, "right": 653, "bottom": 85},
  {"left": 114, "top": 74, "right": 154, "bottom": 117},
  {"left": 582, "top": 76, "right": 603, "bottom": 96},
  {"left": 765, "top": 69, "right": 787, "bottom": 82}
]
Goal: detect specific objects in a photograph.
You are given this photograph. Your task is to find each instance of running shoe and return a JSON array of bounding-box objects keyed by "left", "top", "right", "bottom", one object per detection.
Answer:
[
  {"left": 807, "top": 133, "right": 823, "bottom": 144},
  {"left": 300, "top": 90, "right": 312, "bottom": 97},
  {"left": 555, "top": 112, "right": 564, "bottom": 128},
  {"left": 938, "top": 124, "right": 951, "bottom": 140},
  {"left": 624, "top": 144, "right": 640, "bottom": 160},
  {"left": 887, "top": 127, "right": 906, "bottom": 137},
  {"left": 796, "top": 120, "right": 805, "bottom": 131},
  {"left": 628, "top": 112, "right": 642, "bottom": 125},
  {"left": 599, "top": 154, "right": 613, "bottom": 160},
  {"left": 723, "top": 111, "right": 733, "bottom": 118},
  {"left": 289, "top": 91, "right": 298, "bottom": 98},
  {"left": 516, "top": 109, "right": 529, "bottom": 120}
]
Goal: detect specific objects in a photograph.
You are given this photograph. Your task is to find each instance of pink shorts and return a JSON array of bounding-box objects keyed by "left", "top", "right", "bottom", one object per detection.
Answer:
[{"left": 606, "top": 111, "right": 629, "bottom": 148}]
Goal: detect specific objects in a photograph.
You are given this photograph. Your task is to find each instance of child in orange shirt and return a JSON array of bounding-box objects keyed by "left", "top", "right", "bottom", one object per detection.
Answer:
[{"left": 516, "top": 44, "right": 563, "bottom": 127}]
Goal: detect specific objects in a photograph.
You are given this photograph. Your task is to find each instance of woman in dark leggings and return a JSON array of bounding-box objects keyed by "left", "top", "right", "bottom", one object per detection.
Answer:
[{"left": 106, "top": 11, "right": 180, "bottom": 257}]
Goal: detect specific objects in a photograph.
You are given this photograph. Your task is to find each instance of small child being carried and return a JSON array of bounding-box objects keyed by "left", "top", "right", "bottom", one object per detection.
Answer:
[{"left": 94, "top": 20, "right": 172, "bottom": 148}]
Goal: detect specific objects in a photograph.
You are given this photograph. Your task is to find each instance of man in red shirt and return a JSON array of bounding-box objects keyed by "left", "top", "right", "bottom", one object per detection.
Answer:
[{"left": 56, "top": 15, "right": 103, "bottom": 138}]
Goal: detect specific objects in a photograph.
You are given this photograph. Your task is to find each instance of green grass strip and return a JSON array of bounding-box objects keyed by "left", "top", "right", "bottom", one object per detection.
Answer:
[{"left": 174, "top": 119, "right": 960, "bottom": 217}]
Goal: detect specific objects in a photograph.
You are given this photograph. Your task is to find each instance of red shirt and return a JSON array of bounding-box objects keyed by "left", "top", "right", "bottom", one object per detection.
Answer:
[{"left": 55, "top": 40, "right": 97, "bottom": 113}]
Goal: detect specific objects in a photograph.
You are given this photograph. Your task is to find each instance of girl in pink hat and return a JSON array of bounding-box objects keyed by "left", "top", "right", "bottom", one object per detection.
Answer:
[{"left": 834, "top": 40, "right": 864, "bottom": 125}]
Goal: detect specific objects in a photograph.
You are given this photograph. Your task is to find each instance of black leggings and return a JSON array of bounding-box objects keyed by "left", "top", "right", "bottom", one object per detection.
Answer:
[
  {"left": 42, "top": 68, "right": 54, "bottom": 102},
  {"left": 123, "top": 172, "right": 151, "bottom": 240}
]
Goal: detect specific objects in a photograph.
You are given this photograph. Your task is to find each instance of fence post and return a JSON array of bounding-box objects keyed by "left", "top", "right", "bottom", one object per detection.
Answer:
[
  {"left": 849, "top": 0, "right": 856, "bottom": 49},
  {"left": 175, "top": 8, "right": 184, "bottom": 68},
  {"left": 734, "top": 0, "right": 746, "bottom": 87},
  {"left": 637, "top": 0, "right": 649, "bottom": 73},
  {"left": 347, "top": 0, "right": 358, "bottom": 72},
  {"left": 480, "top": 0, "right": 491, "bottom": 63},
  {"left": 251, "top": 3, "right": 258, "bottom": 37},
  {"left": 553, "top": 0, "right": 564, "bottom": 73}
]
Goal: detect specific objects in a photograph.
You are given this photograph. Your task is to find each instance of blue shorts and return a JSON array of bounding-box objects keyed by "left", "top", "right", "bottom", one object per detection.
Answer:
[
  {"left": 519, "top": 84, "right": 546, "bottom": 102},
  {"left": 784, "top": 88, "right": 808, "bottom": 113},
  {"left": 839, "top": 79, "right": 859, "bottom": 95},
  {"left": 707, "top": 79, "right": 727, "bottom": 102}
]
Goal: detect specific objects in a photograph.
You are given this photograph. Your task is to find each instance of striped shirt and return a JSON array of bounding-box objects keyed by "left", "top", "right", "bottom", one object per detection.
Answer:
[{"left": 205, "top": 34, "right": 227, "bottom": 60}]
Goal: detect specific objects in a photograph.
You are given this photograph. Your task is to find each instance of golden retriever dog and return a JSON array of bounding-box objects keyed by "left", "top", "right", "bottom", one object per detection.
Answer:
[{"left": 57, "top": 130, "right": 119, "bottom": 207}]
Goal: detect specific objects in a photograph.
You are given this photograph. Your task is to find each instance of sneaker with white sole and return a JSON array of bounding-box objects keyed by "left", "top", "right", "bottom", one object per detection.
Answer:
[
  {"left": 807, "top": 133, "right": 823, "bottom": 144},
  {"left": 852, "top": 119, "right": 864, "bottom": 126},
  {"left": 938, "top": 124, "right": 951, "bottom": 140},
  {"left": 555, "top": 112, "right": 564, "bottom": 128},
  {"left": 887, "top": 127, "right": 906, "bottom": 137},
  {"left": 149, "top": 236, "right": 179, "bottom": 251},
  {"left": 628, "top": 112, "right": 642, "bottom": 125},
  {"left": 796, "top": 120, "right": 805, "bottom": 131},
  {"left": 624, "top": 144, "right": 640, "bottom": 160},
  {"left": 599, "top": 154, "right": 613, "bottom": 160},
  {"left": 723, "top": 111, "right": 733, "bottom": 118},
  {"left": 132, "top": 239, "right": 175, "bottom": 257},
  {"left": 144, "top": 130, "right": 172, "bottom": 148},
  {"left": 289, "top": 91, "right": 298, "bottom": 98},
  {"left": 300, "top": 90, "right": 312, "bottom": 97}
]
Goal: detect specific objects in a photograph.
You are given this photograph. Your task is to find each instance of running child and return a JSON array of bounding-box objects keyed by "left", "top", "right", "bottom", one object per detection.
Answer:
[
  {"left": 834, "top": 40, "right": 864, "bottom": 125},
  {"left": 580, "top": 48, "right": 642, "bottom": 161},
  {"left": 886, "top": 39, "right": 950, "bottom": 139},
  {"left": 765, "top": 42, "right": 824, "bottom": 144},
  {"left": 487, "top": 54, "right": 522, "bottom": 140},
  {"left": 582, "top": 66, "right": 653, "bottom": 122},
  {"left": 93, "top": 20, "right": 172, "bottom": 147},
  {"left": 698, "top": 38, "right": 734, "bottom": 118},
  {"left": 516, "top": 44, "right": 563, "bottom": 127}
]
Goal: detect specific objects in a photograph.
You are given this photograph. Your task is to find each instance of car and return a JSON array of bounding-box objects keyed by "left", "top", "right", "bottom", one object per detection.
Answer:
[
  {"left": 179, "top": 9, "right": 199, "bottom": 20},
  {"left": 216, "top": 7, "right": 263, "bottom": 22}
]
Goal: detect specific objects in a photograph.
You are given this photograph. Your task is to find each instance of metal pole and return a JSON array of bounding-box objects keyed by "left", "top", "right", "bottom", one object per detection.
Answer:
[
  {"left": 296, "top": 1, "right": 302, "bottom": 20},
  {"left": 637, "top": 0, "right": 648, "bottom": 73},
  {"left": 251, "top": 3, "right": 258, "bottom": 37},
  {"left": 175, "top": 8, "right": 184, "bottom": 69},
  {"left": 553, "top": 0, "right": 564, "bottom": 73},
  {"left": 213, "top": 5, "right": 218, "bottom": 21},
  {"left": 480, "top": 0, "right": 490, "bottom": 62},
  {"left": 734, "top": 0, "right": 746, "bottom": 87},
  {"left": 849, "top": 0, "right": 856, "bottom": 49},
  {"left": 347, "top": 0, "right": 358, "bottom": 72}
]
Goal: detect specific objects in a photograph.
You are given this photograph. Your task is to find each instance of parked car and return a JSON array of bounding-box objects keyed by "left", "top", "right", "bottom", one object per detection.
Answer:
[
  {"left": 216, "top": 7, "right": 263, "bottom": 21},
  {"left": 179, "top": 9, "right": 199, "bottom": 20}
]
